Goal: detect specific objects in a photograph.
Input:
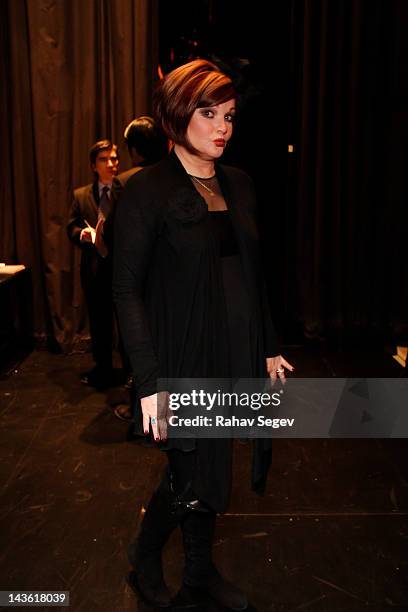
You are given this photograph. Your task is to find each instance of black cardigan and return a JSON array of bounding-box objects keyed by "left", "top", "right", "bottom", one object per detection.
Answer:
[
  {"left": 113, "top": 150, "right": 278, "bottom": 397},
  {"left": 113, "top": 150, "right": 278, "bottom": 509}
]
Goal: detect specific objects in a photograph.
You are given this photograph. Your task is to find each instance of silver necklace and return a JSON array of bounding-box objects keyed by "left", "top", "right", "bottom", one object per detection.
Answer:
[{"left": 189, "top": 174, "right": 215, "bottom": 196}]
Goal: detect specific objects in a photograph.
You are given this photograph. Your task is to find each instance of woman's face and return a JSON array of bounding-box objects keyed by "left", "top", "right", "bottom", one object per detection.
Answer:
[{"left": 186, "top": 99, "right": 236, "bottom": 160}]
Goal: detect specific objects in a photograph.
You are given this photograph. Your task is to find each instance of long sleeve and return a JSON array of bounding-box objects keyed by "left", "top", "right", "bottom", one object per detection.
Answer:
[
  {"left": 112, "top": 179, "right": 161, "bottom": 399},
  {"left": 66, "top": 196, "right": 85, "bottom": 246},
  {"left": 66, "top": 193, "right": 96, "bottom": 252}
]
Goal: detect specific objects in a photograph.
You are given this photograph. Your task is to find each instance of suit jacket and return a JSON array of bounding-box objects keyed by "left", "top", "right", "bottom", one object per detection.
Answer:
[
  {"left": 67, "top": 181, "right": 113, "bottom": 282},
  {"left": 103, "top": 167, "right": 144, "bottom": 251}
]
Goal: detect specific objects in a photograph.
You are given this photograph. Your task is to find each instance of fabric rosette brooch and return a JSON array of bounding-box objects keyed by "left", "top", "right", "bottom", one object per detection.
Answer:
[{"left": 167, "top": 186, "right": 208, "bottom": 225}]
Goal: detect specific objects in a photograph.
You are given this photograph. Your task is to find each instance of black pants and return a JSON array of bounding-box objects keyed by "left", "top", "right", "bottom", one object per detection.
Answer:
[
  {"left": 82, "top": 260, "right": 113, "bottom": 370},
  {"left": 82, "top": 259, "right": 130, "bottom": 373}
]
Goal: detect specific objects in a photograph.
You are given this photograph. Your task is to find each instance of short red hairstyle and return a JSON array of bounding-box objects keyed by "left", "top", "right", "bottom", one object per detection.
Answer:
[{"left": 154, "top": 59, "right": 236, "bottom": 150}]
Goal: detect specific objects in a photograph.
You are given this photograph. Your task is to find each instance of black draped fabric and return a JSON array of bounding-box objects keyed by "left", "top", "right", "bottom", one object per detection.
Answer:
[{"left": 113, "top": 150, "right": 278, "bottom": 511}]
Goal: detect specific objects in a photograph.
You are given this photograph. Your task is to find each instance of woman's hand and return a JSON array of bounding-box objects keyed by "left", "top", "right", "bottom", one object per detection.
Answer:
[
  {"left": 266, "top": 355, "right": 295, "bottom": 384},
  {"left": 141, "top": 391, "right": 169, "bottom": 441}
]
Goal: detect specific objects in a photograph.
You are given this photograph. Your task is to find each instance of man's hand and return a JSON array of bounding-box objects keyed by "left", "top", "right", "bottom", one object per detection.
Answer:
[{"left": 80, "top": 227, "right": 96, "bottom": 243}]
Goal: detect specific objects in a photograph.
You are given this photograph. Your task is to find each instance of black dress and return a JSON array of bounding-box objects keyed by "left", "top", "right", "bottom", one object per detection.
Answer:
[
  {"left": 189, "top": 179, "right": 270, "bottom": 511},
  {"left": 210, "top": 210, "right": 256, "bottom": 378},
  {"left": 113, "top": 150, "right": 278, "bottom": 512}
]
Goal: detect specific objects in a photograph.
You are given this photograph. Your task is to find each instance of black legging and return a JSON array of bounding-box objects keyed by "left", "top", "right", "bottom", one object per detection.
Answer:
[{"left": 166, "top": 448, "right": 197, "bottom": 501}]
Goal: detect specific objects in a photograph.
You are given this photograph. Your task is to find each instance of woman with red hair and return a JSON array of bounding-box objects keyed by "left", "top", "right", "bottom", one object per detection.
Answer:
[{"left": 113, "top": 59, "right": 293, "bottom": 609}]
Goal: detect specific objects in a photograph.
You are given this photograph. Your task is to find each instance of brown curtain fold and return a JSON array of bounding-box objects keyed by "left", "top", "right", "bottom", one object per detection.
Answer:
[{"left": 0, "top": 0, "right": 158, "bottom": 350}]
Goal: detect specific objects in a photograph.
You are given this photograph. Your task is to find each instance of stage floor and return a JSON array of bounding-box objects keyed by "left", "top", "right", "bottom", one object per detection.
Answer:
[{"left": 0, "top": 347, "right": 407, "bottom": 611}]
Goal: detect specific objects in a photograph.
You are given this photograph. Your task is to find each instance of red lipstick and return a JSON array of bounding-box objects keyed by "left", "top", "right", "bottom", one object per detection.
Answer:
[{"left": 213, "top": 139, "right": 225, "bottom": 147}]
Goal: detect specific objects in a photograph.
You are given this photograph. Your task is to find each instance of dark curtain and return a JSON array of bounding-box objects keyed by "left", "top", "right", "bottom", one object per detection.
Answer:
[
  {"left": 160, "top": 0, "right": 407, "bottom": 346},
  {"left": 0, "top": 0, "right": 158, "bottom": 350},
  {"left": 285, "top": 0, "right": 407, "bottom": 345},
  {"left": 1, "top": 0, "right": 406, "bottom": 351}
]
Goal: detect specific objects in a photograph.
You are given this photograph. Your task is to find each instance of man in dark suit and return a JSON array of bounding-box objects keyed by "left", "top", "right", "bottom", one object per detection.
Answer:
[{"left": 67, "top": 139, "right": 119, "bottom": 387}]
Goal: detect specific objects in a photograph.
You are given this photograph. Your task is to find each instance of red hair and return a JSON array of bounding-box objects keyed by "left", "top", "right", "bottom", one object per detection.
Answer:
[{"left": 154, "top": 59, "right": 235, "bottom": 150}]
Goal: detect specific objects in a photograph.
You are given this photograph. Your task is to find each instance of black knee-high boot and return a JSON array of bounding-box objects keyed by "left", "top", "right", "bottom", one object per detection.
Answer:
[
  {"left": 178, "top": 511, "right": 249, "bottom": 611},
  {"left": 181, "top": 510, "right": 216, "bottom": 587},
  {"left": 127, "top": 471, "right": 179, "bottom": 607}
]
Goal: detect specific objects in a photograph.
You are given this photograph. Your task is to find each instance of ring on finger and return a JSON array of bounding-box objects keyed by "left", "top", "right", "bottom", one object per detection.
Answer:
[
  {"left": 276, "top": 368, "right": 284, "bottom": 373},
  {"left": 151, "top": 417, "right": 157, "bottom": 424}
]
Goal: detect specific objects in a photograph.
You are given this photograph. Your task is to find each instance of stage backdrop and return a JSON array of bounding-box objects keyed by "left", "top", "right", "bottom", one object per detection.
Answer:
[
  {"left": 158, "top": 0, "right": 407, "bottom": 347},
  {"left": 284, "top": 0, "right": 408, "bottom": 346},
  {"left": 0, "top": 0, "right": 158, "bottom": 351},
  {"left": 1, "top": 0, "right": 406, "bottom": 352}
]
